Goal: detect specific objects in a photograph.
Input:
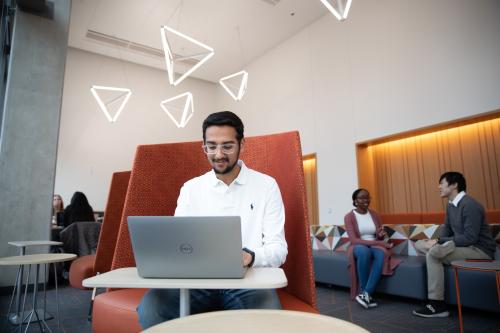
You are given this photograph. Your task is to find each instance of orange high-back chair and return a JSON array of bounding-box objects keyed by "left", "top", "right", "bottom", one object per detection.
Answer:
[
  {"left": 69, "top": 171, "right": 130, "bottom": 319},
  {"left": 69, "top": 171, "right": 131, "bottom": 289},
  {"left": 92, "top": 132, "right": 317, "bottom": 333}
]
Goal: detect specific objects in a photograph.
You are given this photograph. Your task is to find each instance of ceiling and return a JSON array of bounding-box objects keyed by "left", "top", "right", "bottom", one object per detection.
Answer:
[{"left": 69, "top": 0, "right": 329, "bottom": 83}]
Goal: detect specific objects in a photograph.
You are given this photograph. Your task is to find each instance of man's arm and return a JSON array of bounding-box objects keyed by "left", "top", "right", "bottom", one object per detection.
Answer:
[
  {"left": 441, "top": 203, "right": 482, "bottom": 246},
  {"left": 437, "top": 208, "right": 453, "bottom": 243},
  {"left": 174, "top": 184, "right": 190, "bottom": 216},
  {"left": 252, "top": 180, "right": 287, "bottom": 268}
]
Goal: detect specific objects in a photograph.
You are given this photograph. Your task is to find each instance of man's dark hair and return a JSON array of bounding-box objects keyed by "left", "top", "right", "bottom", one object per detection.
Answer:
[
  {"left": 352, "top": 188, "right": 369, "bottom": 207},
  {"left": 439, "top": 171, "right": 466, "bottom": 192},
  {"left": 202, "top": 111, "right": 244, "bottom": 143}
]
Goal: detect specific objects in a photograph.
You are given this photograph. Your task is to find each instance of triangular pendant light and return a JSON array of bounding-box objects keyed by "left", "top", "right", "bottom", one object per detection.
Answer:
[
  {"left": 219, "top": 70, "right": 248, "bottom": 101},
  {"left": 160, "top": 25, "right": 215, "bottom": 86},
  {"left": 160, "top": 92, "right": 194, "bottom": 128},
  {"left": 320, "top": 0, "right": 353, "bottom": 21},
  {"left": 90, "top": 85, "right": 132, "bottom": 123}
]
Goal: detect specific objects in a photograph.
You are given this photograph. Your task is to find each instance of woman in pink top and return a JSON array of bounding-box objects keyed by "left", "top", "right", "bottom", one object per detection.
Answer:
[{"left": 344, "top": 188, "right": 401, "bottom": 309}]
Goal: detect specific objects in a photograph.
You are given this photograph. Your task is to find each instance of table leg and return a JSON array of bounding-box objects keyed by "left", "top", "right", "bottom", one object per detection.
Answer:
[
  {"left": 454, "top": 267, "right": 464, "bottom": 333},
  {"left": 496, "top": 271, "right": 500, "bottom": 304},
  {"left": 179, "top": 289, "right": 190, "bottom": 317},
  {"left": 31, "top": 264, "right": 45, "bottom": 332},
  {"left": 54, "top": 262, "right": 61, "bottom": 333},
  {"left": 18, "top": 264, "right": 31, "bottom": 333},
  {"left": 10, "top": 247, "right": 27, "bottom": 324},
  {"left": 7, "top": 265, "right": 21, "bottom": 320}
]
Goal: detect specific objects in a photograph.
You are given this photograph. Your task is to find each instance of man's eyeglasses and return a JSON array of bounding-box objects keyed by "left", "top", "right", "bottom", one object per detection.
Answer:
[{"left": 202, "top": 143, "right": 238, "bottom": 155}]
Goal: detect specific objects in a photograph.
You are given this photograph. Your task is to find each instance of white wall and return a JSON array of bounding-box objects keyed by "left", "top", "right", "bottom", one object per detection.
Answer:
[
  {"left": 56, "top": 48, "right": 218, "bottom": 210},
  {"left": 215, "top": 0, "right": 500, "bottom": 225}
]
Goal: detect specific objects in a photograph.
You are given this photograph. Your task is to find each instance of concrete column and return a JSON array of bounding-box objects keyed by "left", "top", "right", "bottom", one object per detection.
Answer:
[{"left": 0, "top": 0, "right": 70, "bottom": 286}]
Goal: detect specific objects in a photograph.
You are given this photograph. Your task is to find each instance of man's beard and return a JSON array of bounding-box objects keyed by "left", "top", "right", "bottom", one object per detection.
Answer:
[
  {"left": 212, "top": 150, "right": 240, "bottom": 175},
  {"left": 213, "top": 158, "right": 239, "bottom": 175}
]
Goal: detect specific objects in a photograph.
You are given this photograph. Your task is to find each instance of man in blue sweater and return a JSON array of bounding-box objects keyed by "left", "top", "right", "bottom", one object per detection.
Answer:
[{"left": 413, "top": 171, "right": 496, "bottom": 318}]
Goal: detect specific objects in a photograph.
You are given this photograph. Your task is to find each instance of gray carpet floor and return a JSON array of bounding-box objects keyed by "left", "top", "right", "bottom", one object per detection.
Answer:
[{"left": 1, "top": 282, "right": 499, "bottom": 332}]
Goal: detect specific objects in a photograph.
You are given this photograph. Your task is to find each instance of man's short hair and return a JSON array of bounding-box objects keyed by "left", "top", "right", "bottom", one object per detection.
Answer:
[
  {"left": 439, "top": 171, "right": 467, "bottom": 192},
  {"left": 202, "top": 111, "right": 244, "bottom": 143}
]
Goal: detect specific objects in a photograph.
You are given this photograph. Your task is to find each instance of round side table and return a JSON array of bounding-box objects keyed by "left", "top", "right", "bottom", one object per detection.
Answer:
[
  {"left": 0, "top": 253, "right": 76, "bottom": 333},
  {"left": 141, "top": 309, "right": 369, "bottom": 333},
  {"left": 451, "top": 259, "right": 500, "bottom": 333},
  {"left": 7, "top": 240, "right": 63, "bottom": 325}
]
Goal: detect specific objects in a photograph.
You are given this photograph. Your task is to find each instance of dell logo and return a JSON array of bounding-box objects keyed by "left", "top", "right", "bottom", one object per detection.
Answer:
[{"left": 179, "top": 243, "right": 193, "bottom": 254}]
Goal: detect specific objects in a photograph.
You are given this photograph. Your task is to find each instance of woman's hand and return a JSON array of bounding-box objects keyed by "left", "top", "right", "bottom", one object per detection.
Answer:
[
  {"left": 377, "top": 227, "right": 388, "bottom": 239},
  {"left": 385, "top": 242, "right": 394, "bottom": 249}
]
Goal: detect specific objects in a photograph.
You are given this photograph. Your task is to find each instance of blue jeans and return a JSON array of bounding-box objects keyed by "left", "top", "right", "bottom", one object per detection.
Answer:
[
  {"left": 137, "top": 288, "right": 281, "bottom": 329},
  {"left": 353, "top": 245, "right": 384, "bottom": 295}
]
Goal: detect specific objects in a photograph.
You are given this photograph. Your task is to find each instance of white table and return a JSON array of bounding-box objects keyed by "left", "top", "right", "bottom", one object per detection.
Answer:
[
  {"left": 7, "top": 240, "right": 63, "bottom": 325},
  {"left": 142, "top": 309, "right": 370, "bottom": 333},
  {"left": 83, "top": 267, "right": 287, "bottom": 317},
  {"left": 0, "top": 253, "right": 76, "bottom": 333}
]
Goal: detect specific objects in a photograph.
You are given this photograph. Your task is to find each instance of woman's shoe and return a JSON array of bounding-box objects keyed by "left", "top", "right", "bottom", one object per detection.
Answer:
[
  {"left": 355, "top": 292, "right": 369, "bottom": 309},
  {"left": 356, "top": 292, "right": 376, "bottom": 309}
]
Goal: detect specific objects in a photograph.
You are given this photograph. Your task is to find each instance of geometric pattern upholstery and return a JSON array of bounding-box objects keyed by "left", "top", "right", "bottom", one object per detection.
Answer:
[
  {"left": 384, "top": 224, "right": 441, "bottom": 256},
  {"left": 312, "top": 223, "right": 500, "bottom": 256},
  {"left": 310, "top": 225, "right": 350, "bottom": 253}
]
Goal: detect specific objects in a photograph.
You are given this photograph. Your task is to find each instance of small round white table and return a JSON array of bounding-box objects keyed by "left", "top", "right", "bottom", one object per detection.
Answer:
[
  {"left": 7, "top": 240, "right": 63, "bottom": 325},
  {"left": 141, "top": 309, "right": 369, "bottom": 333},
  {"left": 0, "top": 253, "right": 76, "bottom": 333}
]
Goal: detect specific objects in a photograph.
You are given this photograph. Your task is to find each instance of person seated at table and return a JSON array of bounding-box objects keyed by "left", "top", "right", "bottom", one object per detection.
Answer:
[
  {"left": 62, "top": 191, "right": 95, "bottom": 228},
  {"left": 345, "top": 188, "right": 401, "bottom": 309},
  {"left": 137, "top": 111, "right": 288, "bottom": 329},
  {"left": 52, "top": 194, "right": 65, "bottom": 226}
]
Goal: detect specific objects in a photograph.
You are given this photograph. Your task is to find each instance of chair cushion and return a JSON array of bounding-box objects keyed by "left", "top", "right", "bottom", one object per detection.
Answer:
[
  {"left": 278, "top": 290, "right": 318, "bottom": 313},
  {"left": 92, "top": 289, "right": 147, "bottom": 333},
  {"left": 69, "top": 254, "right": 96, "bottom": 290},
  {"left": 92, "top": 288, "right": 317, "bottom": 332}
]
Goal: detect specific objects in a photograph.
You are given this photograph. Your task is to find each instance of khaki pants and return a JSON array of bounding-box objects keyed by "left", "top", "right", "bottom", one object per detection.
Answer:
[{"left": 420, "top": 242, "right": 490, "bottom": 300}]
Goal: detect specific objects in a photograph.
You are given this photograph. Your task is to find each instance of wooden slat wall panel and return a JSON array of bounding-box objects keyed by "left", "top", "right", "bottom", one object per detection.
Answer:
[
  {"left": 303, "top": 155, "right": 319, "bottom": 226},
  {"left": 365, "top": 118, "right": 500, "bottom": 213}
]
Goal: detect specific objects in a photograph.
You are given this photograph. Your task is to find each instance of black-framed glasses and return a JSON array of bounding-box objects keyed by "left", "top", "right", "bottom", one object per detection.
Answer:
[{"left": 202, "top": 143, "right": 238, "bottom": 155}]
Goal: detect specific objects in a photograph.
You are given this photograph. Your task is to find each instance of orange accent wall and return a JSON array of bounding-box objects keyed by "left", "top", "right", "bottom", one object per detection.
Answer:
[
  {"left": 357, "top": 114, "right": 500, "bottom": 213},
  {"left": 303, "top": 154, "right": 319, "bottom": 225}
]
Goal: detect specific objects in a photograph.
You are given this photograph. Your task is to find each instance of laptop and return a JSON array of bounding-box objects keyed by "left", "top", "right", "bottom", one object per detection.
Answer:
[{"left": 127, "top": 216, "right": 247, "bottom": 279}]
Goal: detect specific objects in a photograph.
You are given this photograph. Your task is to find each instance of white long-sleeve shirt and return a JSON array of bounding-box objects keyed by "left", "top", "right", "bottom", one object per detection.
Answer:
[{"left": 174, "top": 160, "right": 287, "bottom": 268}]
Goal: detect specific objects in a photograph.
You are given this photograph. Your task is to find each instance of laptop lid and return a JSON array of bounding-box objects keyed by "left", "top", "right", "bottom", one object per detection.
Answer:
[{"left": 127, "top": 216, "right": 246, "bottom": 279}]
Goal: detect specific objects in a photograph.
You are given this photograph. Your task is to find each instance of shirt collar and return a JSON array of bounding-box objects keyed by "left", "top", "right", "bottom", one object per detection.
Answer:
[
  {"left": 209, "top": 160, "right": 248, "bottom": 187},
  {"left": 450, "top": 191, "right": 466, "bottom": 207}
]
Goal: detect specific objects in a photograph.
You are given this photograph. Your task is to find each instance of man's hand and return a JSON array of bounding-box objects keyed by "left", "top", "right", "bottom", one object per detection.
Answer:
[
  {"left": 242, "top": 251, "right": 252, "bottom": 267},
  {"left": 422, "top": 239, "right": 438, "bottom": 250}
]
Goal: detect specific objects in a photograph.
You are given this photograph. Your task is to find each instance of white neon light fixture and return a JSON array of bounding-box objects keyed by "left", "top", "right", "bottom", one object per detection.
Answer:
[
  {"left": 219, "top": 70, "right": 248, "bottom": 101},
  {"left": 90, "top": 85, "right": 132, "bottom": 123},
  {"left": 160, "top": 92, "right": 194, "bottom": 128},
  {"left": 320, "top": 0, "right": 353, "bottom": 21},
  {"left": 160, "top": 25, "right": 215, "bottom": 86}
]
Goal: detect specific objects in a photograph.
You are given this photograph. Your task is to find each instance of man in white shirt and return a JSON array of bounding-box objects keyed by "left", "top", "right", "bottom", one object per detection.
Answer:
[{"left": 137, "top": 111, "right": 288, "bottom": 329}]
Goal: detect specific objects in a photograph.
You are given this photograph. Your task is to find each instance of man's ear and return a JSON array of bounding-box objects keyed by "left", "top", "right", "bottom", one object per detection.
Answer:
[{"left": 239, "top": 138, "right": 245, "bottom": 153}]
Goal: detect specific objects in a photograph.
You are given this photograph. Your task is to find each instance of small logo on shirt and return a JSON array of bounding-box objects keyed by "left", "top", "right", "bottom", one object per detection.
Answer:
[
  {"left": 179, "top": 243, "right": 193, "bottom": 254},
  {"left": 250, "top": 203, "right": 254, "bottom": 210}
]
